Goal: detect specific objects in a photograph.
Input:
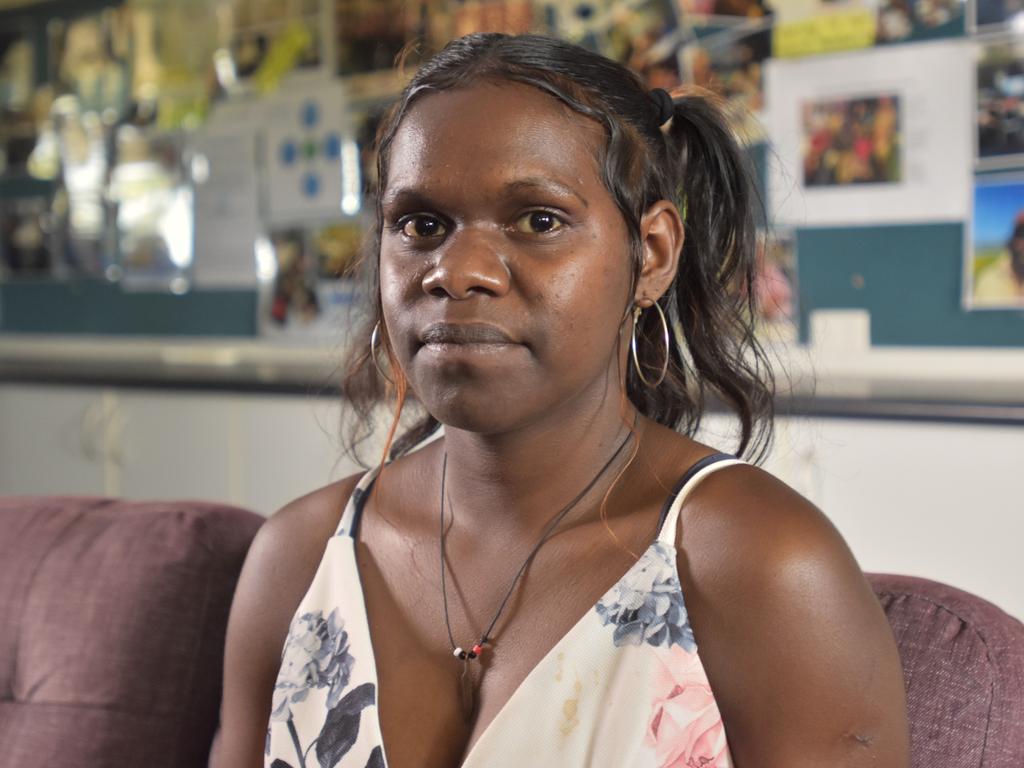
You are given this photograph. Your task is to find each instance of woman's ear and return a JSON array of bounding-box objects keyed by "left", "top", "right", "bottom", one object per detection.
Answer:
[{"left": 634, "top": 200, "right": 684, "bottom": 307}]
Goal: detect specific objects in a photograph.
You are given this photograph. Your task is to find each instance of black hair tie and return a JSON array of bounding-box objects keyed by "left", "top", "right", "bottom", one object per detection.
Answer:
[{"left": 649, "top": 87, "right": 675, "bottom": 126}]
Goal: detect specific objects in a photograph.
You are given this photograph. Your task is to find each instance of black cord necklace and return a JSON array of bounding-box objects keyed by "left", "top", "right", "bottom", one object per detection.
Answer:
[{"left": 438, "top": 428, "right": 634, "bottom": 719}]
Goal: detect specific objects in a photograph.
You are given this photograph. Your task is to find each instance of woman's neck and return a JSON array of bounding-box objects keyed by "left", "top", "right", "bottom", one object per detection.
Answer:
[{"left": 436, "top": 398, "right": 643, "bottom": 538}]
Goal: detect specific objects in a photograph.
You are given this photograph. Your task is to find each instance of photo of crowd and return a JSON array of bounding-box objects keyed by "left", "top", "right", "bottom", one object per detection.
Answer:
[
  {"left": 802, "top": 93, "right": 902, "bottom": 187},
  {"left": 976, "top": 40, "right": 1024, "bottom": 168}
]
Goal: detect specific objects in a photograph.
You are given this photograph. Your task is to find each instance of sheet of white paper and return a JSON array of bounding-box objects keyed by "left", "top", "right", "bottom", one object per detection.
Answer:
[
  {"left": 764, "top": 39, "right": 972, "bottom": 226},
  {"left": 192, "top": 103, "right": 262, "bottom": 288},
  {"left": 260, "top": 81, "right": 357, "bottom": 226}
]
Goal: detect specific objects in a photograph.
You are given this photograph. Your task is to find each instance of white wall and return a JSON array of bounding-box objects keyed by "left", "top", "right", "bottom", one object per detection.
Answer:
[
  {"left": 700, "top": 412, "right": 1023, "bottom": 620},
  {"left": 2, "top": 382, "right": 1021, "bottom": 619}
]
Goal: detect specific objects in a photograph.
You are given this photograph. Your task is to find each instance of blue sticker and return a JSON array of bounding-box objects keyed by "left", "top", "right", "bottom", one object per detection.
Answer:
[
  {"left": 302, "top": 100, "right": 320, "bottom": 128},
  {"left": 280, "top": 140, "right": 298, "bottom": 166},
  {"left": 324, "top": 132, "right": 342, "bottom": 159},
  {"left": 303, "top": 172, "right": 320, "bottom": 198}
]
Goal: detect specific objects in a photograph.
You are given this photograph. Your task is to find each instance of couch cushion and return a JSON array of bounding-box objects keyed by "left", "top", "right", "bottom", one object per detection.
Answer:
[
  {"left": 868, "top": 573, "right": 1024, "bottom": 768},
  {"left": 0, "top": 497, "right": 263, "bottom": 768}
]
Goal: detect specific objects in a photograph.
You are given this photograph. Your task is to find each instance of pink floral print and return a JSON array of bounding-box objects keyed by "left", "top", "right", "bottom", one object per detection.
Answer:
[{"left": 647, "top": 644, "right": 732, "bottom": 768}]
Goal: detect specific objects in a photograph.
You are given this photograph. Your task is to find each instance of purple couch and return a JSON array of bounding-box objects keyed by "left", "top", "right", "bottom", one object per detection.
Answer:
[
  {"left": 868, "top": 573, "right": 1024, "bottom": 767},
  {"left": 0, "top": 498, "right": 1021, "bottom": 767},
  {"left": 0, "top": 497, "right": 263, "bottom": 768}
]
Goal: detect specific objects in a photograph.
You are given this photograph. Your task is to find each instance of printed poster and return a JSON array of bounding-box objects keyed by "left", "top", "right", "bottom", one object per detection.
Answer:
[{"left": 765, "top": 40, "right": 973, "bottom": 226}]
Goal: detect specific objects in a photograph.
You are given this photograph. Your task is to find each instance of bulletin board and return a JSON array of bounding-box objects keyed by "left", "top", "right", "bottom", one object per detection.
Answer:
[
  {"left": 2, "top": 0, "right": 1023, "bottom": 347},
  {"left": 795, "top": 224, "right": 1024, "bottom": 347}
]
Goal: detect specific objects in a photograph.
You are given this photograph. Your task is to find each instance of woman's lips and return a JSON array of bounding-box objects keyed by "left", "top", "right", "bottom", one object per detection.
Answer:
[
  {"left": 419, "top": 322, "right": 517, "bottom": 345},
  {"left": 418, "top": 322, "right": 523, "bottom": 356}
]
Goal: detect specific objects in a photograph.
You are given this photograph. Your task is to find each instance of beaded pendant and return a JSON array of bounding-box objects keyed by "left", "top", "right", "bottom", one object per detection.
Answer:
[{"left": 453, "top": 642, "right": 485, "bottom": 661}]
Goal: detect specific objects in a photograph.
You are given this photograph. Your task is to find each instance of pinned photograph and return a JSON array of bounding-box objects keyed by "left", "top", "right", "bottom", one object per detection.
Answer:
[
  {"left": 876, "top": 0, "right": 962, "bottom": 44},
  {"left": 261, "top": 223, "right": 362, "bottom": 337},
  {"left": 541, "top": 0, "right": 683, "bottom": 89},
  {"left": 449, "top": 0, "right": 535, "bottom": 38},
  {"left": 976, "top": 37, "right": 1024, "bottom": 171},
  {"left": 967, "top": 177, "right": 1024, "bottom": 309},
  {"left": 683, "top": 25, "right": 771, "bottom": 143},
  {"left": 972, "top": 0, "right": 1024, "bottom": 33},
  {"left": 674, "top": 0, "right": 773, "bottom": 17},
  {"left": 802, "top": 94, "right": 901, "bottom": 187},
  {"left": 766, "top": 40, "right": 972, "bottom": 225},
  {"left": 754, "top": 230, "right": 799, "bottom": 342}
]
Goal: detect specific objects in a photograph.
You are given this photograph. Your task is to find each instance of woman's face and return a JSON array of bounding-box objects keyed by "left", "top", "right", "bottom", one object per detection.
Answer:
[
  {"left": 1010, "top": 230, "right": 1024, "bottom": 283},
  {"left": 379, "top": 81, "right": 636, "bottom": 434}
]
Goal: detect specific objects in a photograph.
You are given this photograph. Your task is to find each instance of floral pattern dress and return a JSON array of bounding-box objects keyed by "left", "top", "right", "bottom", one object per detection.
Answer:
[{"left": 265, "top": 453, "right": 744, "bottom": 768}]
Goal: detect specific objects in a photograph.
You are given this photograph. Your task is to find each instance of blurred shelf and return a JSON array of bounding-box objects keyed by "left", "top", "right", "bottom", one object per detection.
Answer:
[
  {"left": 2, "top": 334, "right": 1024, "bottom": 424},
  {"left": 0, "top": 334, "right": 345, "bottom": 393}
]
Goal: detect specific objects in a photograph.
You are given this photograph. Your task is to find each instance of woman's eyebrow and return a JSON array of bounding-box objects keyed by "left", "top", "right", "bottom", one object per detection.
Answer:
[
  {"left": 382, "top": 178, "right": 589, "bottom": 210},
  {"left": 503, "top": 177, "right": 589, "bottom": 209},
  {"left": 381, "top": 187, "right": 434, "bottom": 210}
]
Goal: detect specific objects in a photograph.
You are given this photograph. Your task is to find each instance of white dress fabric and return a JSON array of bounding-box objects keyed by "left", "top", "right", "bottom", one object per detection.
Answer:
[{"left": 266, "top": 453, "right": 745, "bottom": 768}]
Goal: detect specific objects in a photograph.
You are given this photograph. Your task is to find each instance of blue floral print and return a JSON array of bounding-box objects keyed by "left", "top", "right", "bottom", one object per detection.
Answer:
[
  {"left": 269, "top": 607, "right": 377, "bottom": 768},
  {"left": 595, "top": 542, "right": 696, "bottom": 652},
  {"left": 272, "top": 608, "right": 355, "bottom": 721}
]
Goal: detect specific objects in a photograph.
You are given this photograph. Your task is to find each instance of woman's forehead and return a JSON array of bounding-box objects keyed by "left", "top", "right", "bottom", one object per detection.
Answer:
[{"left": 385, "top": 81, "right": 605, "bottom": 195}]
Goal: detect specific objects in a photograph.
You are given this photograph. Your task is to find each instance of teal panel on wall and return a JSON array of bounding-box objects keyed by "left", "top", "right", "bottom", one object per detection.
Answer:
[
  {"left": 796, "top": 224, "right": 1024, "bottom": 347},
  {"left": 0, "top": 280, "right": 258, "bottom": 337}
]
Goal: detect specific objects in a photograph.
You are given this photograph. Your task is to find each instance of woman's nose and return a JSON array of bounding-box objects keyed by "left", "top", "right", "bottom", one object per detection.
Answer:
[{"left": 421, "top": 229, "right": 511, "bottom": 299}]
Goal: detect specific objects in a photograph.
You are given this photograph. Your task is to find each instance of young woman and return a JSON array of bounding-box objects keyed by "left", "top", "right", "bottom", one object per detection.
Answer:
[{"left": 212, "top": 33, "right": 909, "bottom": 768}]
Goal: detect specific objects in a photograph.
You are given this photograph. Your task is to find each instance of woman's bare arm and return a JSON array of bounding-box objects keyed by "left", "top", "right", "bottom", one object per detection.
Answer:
[
  {"left": 209, "top": 476, "right": 361, "bottom": 768},
  {"left": 680, "top": 465, "right": 910, "bottom": 767}
]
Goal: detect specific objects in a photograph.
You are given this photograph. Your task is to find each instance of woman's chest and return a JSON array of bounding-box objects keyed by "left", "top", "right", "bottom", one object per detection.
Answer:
[
  {"left": 267, "top": 528, "right": 733, "bottom": 768},
  {"left": 356, "top": 501, "right": 672, "bottom": 760},
  {"left": 355, "top": 532, "right": 643, "bottom": 767}
]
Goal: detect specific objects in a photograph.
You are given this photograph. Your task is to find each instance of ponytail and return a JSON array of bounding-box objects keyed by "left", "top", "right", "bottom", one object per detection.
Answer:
[{"left": 628, "top": 86, "right": 774, "bottom": 461}]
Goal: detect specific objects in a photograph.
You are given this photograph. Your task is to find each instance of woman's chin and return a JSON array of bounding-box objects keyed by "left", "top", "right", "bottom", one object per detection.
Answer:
[{"left": 424, "top": 395, "right": 531, "bottom": 436}]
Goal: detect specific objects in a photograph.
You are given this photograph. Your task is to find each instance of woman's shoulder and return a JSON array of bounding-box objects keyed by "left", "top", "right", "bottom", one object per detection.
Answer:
[
  {"left": 677, "top": 461, "right": 908, "bottom": 763},
  {"left": 256, "top": 471, "right": 368, "bottom": 573},
  {"left": 678, "top": 460, "right": 871, "bottom": 631},
  {"left": 235, "top": 471, "right": 371, "bottom": 633},
  {"left": 214, "top": 470, "right": 374, "bottom": 766},
  {"left": 228, "top": 472, "right": 369, "bottom": 675},
  {"left": 681, "top": 461, "right": 843, "bottom": 571}
]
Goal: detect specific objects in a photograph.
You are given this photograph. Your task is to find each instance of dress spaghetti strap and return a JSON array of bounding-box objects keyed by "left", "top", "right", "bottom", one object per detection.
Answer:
[
  {"left": 334, "top": 466, "right": 382, "bottom": 538},
  {"left": 656, "top": 453, "right": 746, "bottom": 547}
]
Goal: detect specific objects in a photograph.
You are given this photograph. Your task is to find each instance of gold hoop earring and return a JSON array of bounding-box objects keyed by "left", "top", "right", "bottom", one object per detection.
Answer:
[
  {"left": 370, "top": 322, "right": 394, "bottom": 385},
  {"left": 630, "top": 302, "right": 669, "bottom": 388}
]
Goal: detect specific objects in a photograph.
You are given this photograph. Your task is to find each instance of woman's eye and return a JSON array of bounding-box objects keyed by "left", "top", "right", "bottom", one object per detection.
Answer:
[
  {"left": 400, "top": 215, "right": 446, "bottom": 238},
  {"left": 514, "top": 211, "right": 564, "bottom": 234}
]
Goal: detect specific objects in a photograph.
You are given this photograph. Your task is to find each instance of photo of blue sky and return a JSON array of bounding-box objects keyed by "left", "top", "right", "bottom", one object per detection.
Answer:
[{"left": 973, "top": 179, "right": 1024, "bottom": 247}]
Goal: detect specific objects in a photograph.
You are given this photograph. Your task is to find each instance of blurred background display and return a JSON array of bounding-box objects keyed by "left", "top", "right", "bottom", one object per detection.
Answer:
[
  {"left": 1, "top": 0, "right": 1022, "bottom": 624},
  {"left": 0, "top": 0, "right": 1021, "bottom": 339}
]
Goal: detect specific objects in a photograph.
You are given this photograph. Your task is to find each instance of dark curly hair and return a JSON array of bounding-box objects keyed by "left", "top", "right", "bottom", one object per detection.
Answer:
[{"left": 340, "top": 32, "right": 775, "bottom": 466}]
